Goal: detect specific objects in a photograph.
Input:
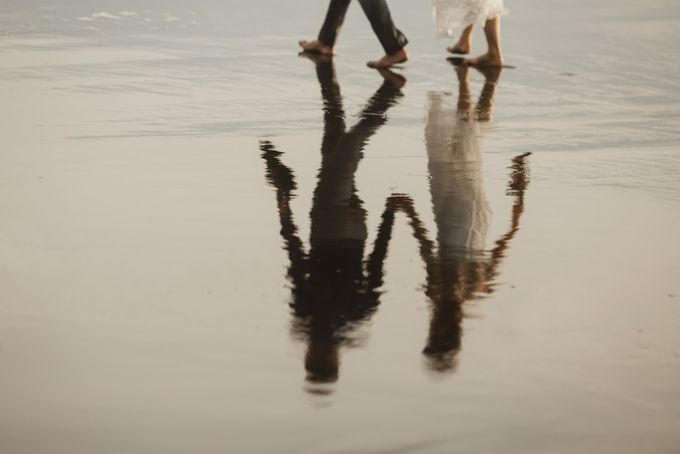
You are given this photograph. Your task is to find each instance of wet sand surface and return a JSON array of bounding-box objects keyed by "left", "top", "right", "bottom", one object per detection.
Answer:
[{"left": 1, "top": 1, "right": 680, "bottom": 453}]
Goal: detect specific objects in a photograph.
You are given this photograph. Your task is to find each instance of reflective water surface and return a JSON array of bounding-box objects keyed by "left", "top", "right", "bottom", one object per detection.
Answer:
[
  {"left": 1, "top": 1, "right": 680, "bottom": 453},
  {"left": 261, "top": 58, "right": 532, "bottom": 389}
]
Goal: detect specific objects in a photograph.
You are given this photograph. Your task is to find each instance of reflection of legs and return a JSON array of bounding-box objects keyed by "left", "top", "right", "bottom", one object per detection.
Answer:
[
  {"left": 448, "top": 24, "right": 474, "bottom": 55},
  {"left": 341, "top": 69, "right": 405, "bottom": 149},
  {"left": 313, "top": 60, "right": 347, "bottom": 149},
  {"left": 448, "top": 61, "right": 501, "bottom": 119},
  {"left": 300, "top": 0, "right": 351, "bottom": 55},
  {"left": 313, "top": 68, "right": 404, "bottom": 236},
  {"left": 474, "top": 66, "right": 501, "bottom": 121},
  {"left": 300, "top": 52, "right": 404, "bottom": 146},
  {"left": 454, "top": 64, "right": 472, "bottom": 118},
  {"left": 466, "top": 17, "right": 503, "bottom": 67},
  {"left": 358, "top": 0, "right": 409, "bottom": 68}
]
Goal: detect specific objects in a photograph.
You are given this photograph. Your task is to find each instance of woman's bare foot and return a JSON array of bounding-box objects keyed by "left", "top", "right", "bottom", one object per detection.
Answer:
[
  {"left": 465, "top": 52, "right": 504, "bottom": 67},
  {"left": 366, "top": 48, "right": 408, "bottom": 68},
  {"left": 447, "top": 43, "right": 470, "bottom": 55},
  {"left": 298, "top": 39, "right": 335, "bottom": 55},
  {"left": 448, "top": 24, "right": 474, "bottom": 55}
]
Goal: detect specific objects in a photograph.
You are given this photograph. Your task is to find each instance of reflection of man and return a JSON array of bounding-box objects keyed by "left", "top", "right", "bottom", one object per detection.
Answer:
[
  {"left": 260, "top": 55, "right": 405, "bottom": 387},
  {"left": 299, "top": 0, "right": 409, "bottom": 68}
]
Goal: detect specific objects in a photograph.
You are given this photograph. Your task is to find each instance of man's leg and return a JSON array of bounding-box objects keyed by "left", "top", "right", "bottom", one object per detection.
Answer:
[
  {"left": 357, "top": 0, "right": 409, "bottom": 68},
  {"left": 300, "top": 0, "right": 351, "bottom": 55}
]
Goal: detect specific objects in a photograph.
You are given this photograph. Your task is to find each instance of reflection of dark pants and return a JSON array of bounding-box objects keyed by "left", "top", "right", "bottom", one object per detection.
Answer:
[{"left": 317, "top": 0, "right": 408, "bottom": 55}]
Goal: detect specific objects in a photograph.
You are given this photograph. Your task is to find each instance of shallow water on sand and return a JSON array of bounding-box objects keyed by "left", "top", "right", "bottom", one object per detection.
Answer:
[{"left": 1, "top": 1, "right": 680, "bottom": 453}]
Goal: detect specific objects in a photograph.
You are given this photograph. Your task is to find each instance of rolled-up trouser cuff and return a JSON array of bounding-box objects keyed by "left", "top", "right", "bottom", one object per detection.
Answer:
[{"left": 359, "top": 0, "right": 408, "bottom": 55}]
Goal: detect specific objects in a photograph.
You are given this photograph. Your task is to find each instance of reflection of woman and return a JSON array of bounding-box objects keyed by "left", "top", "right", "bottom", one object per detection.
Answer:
[
  {"left": 260, "top": 55, "right": 405, "bottom": 388},
  {"left": 426, "top": 92, "right": 490, "bottom": 262},
  {"left": 423, "top": 64, "right": 527, "bottom": 370},
  {"left": 433, "top": 0, "right": 507, "bottom": 66},
  {"left": 375, "top": 63, "right": 529, "bottom": 371},
  {"left": 422, "top": 64, "right": 497, "bottom": 370}
]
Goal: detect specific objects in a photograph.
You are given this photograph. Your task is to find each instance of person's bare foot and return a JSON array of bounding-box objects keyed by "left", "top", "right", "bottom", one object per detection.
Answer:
[
  {"left": 376, "top": 68, "right": 406, "bottom": 90},
  {"left": 465, "top": 52, "right": 504, "bottom": 67},
  {"left": 298, "top": 39, "right": 335, "bottom": 55},
  {"left": 447, "top": 43, "right": 470, "bottom": 55},
  {"left": 366, "top": 48, "right": 408, "bottom": 68}
]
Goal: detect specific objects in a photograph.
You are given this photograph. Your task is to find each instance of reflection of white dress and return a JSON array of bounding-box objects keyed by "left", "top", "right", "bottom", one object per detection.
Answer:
[
  {"left": 433, "top": 0, "right": 508, "bottom": 38},
  {"left": 425, "top": 93, "right": 491, "bottom": 260}
]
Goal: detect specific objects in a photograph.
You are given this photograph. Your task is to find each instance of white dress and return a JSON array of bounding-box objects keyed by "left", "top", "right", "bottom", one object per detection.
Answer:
[{"left": 433, "top": 0, "right": 508, "bottom": 38}]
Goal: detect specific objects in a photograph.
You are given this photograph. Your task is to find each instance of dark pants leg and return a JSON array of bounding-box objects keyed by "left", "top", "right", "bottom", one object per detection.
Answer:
[
  {"left": 358, "top": 0, "right": 408, "bottom": 55},
  {"left": 317, "top": 0, "right": 408, "bottom": 54},
  {"left": 318, "top": 0, "right": 351, "bottom": 47}
]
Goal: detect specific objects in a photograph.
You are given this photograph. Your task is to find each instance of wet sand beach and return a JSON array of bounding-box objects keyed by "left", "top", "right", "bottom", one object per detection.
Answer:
[{"left": 1, "top": 1, "right": 680, "bottom": 453}]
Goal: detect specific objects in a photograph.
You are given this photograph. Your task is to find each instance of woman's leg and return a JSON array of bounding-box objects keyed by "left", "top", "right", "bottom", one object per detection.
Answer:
[
  {"left": 466, "top": 17, "right": 503, "bottom": 67},
  {"left": 447, "top": 24, "right": 474, "bottom": 54}
]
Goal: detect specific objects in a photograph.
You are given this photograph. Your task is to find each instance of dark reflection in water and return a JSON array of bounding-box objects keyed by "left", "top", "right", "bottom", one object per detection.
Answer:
[
  {"left": 260, "top": 54, "right": 404, "bottom": 389},
  {"left": 260, "top": 56, "right": 530, "bottom": 391}
]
